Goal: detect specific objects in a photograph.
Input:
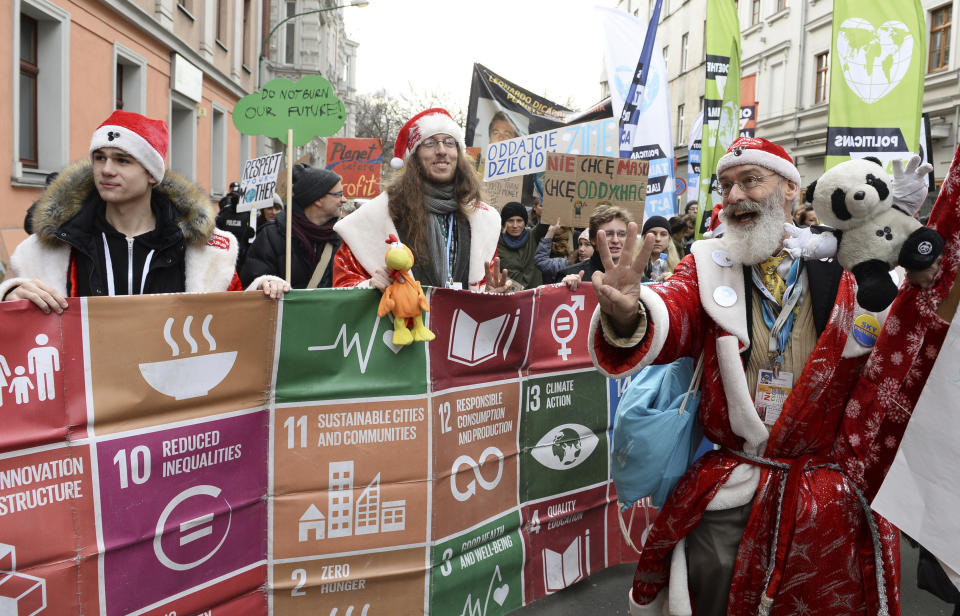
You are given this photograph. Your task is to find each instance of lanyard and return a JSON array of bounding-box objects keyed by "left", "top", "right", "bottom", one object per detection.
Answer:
[
  {"left": 752, "top": 257, "right": 804, "bottom": 375},
  {"left": 445, "top": 213, "right": 454, "bottom": 289}
]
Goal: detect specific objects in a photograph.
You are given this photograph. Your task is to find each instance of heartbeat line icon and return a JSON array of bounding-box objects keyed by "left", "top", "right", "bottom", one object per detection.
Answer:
[
  {"left": 307, "top": 316, "right": 382, "bottom": 373},
  {"left": 461, "top": 565, "right": 509, "bottom": 616}
]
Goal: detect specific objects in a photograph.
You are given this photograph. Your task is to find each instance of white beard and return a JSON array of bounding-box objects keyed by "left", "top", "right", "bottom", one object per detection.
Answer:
[{"left": 718, "top": 192, "right": 788, "bottom": 265}]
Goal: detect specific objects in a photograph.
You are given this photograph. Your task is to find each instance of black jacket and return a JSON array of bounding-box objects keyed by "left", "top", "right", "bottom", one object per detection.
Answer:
[
  {"left": 558, "top": 251, "right": 604, "bottom": 281},
  {"left": 240, "top": 212, "right": 340, "bottom": 289}
]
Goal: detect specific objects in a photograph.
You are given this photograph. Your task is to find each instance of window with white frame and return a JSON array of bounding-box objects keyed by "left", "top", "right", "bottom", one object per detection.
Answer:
[
  {"left": 284, "top": 1, "right": 297, "bottom": 65},
  {"left": 170, "top": 93, "right": 197, "bottom": 181},
  {"left": 677, "top": 104, "right": 685, "bottom": 143},
  {"left": 114, "top": 44, "right": 146, "bottom": 114},
  {"left": 211, "top": 104, "right": 228, "bottom": 196},
  {"left": 681, "top": 33, "right": 689, "bottom": 71},
  {"left": 16, "top": 0, "right": 70, "bottom": 181}
]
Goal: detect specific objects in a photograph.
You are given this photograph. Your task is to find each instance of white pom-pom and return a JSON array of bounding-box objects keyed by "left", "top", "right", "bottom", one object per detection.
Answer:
[{"left": 390, "top": 157, "right": 404, "bottom": 170}]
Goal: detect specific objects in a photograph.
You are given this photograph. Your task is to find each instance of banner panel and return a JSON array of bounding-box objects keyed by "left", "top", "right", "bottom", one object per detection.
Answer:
[
  {"left": 826, "top": 0, "right": 926, "bottom": 170},
  {"left": 696, "top": 0, "right": 741, "bottom": 237}
]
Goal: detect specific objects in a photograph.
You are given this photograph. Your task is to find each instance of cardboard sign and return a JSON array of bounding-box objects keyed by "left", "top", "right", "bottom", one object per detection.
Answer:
[
  {"left": 238, "top": 153, "right": 283, "bottom": 213},
  {"left": 325, "top": 138, "right": 382, "bottom": 199},
  {"left": 541, "top": 153, "right": 648, "bottom": 227},
  {"left": 483, "top": 176, "right": 523, "bottom": 209},
  {"left": 483, "top": 119, "right": 620, "bottom": 182}
]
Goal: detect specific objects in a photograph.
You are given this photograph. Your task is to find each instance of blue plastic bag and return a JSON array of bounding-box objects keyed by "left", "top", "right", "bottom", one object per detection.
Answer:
[{"left": 612, "top": 356, "right": 704, "bottom": 509}]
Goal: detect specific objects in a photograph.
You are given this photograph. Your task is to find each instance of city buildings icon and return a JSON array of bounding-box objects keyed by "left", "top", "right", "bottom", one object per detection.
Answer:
[{"left": 298, "top": 461, "right": 406, "bottom": 542}]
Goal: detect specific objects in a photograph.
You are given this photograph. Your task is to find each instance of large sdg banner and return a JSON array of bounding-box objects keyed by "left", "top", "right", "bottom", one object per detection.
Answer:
[{"left": 0, "top": 286, "right": 652, "bottom": 615}]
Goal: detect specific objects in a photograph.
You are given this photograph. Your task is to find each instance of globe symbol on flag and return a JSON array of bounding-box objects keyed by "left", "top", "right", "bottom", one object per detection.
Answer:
[{"left": 836, "top": 18, "right": 913, "bottom": 104}]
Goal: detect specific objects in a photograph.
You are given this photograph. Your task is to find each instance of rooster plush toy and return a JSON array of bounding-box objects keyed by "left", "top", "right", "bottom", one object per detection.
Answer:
[{"left": 378, "top": 234, "right": 435, "bottom": 346}]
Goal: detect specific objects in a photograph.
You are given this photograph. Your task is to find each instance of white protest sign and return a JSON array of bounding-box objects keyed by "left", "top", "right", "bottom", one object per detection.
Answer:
[
  {"left": 238, "top": 152, "right": 283, "bottom": 212},
  {"left": 483, "top": 118, "right": 619, "bottom": 182},
  {"left": 872, "top": 308, "right": 960, "bottom": 573}
]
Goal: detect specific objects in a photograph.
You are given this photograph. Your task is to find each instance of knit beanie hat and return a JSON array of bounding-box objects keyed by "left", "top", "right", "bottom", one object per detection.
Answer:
[
  {"left": 291, "top": 163, "right": 341, "bottom": 209},
  {"left": 390, "top": 108, "right": 465, "bottom": 170},
  {"left": 500, "top": 202, "right": 528, "bottom": 226},
  {"left": 716, "top": 137, "right": 801, "bottom": 185},
  {"left": 641, "top": 215, "right": 670, "bottom": 236},
  {"left": 89, "top": 110, "right": 168, "bottom": 182}
]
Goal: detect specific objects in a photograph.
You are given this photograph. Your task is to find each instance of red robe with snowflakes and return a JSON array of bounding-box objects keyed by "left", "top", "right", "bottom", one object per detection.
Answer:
[{"left": 590, "top": 143, "right": 960, "bottom": 616}]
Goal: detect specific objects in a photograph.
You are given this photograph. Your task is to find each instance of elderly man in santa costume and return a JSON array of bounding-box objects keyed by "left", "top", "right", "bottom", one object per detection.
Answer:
[
  {"left": 590, "top": 136, "right": 960, "bottom": 616},
  {"left": 333, "top": 108, "right": 508, "bottom": 292}
]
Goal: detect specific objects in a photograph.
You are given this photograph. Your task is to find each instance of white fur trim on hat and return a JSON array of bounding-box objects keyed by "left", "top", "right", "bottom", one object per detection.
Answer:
[
  {"left": 716, "top": 141, "right": 801, "bottom": 186},
  {"left": 90, "top": 125, "right": 166, "bottom": 182},
  {"left": 407, "top": 112, "right": 464, "bottom": 158}
]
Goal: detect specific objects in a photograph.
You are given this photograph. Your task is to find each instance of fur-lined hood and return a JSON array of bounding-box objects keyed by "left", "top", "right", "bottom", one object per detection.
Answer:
[{"left": 31, "top": 160, "right": 216, "bottom": 247}]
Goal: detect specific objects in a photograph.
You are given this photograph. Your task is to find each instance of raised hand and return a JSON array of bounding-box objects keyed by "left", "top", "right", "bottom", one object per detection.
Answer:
[
  {"left": 484, "top": 258, "right": 512, "bottom": 293},
  {"left": 892, "top": 154, "right": 933, "bottom": 217},
  {"left": 591, "top": 223, "right": 655, "bottom": 336}
]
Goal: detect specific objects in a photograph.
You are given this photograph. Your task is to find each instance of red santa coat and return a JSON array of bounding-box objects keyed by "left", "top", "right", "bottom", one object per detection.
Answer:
[{"left": 590, "top": 144, "right": 960, "bottom": 616}]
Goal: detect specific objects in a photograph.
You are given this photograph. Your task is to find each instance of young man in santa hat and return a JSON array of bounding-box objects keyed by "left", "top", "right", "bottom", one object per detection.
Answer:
[
  {"left": 589, "top": 136, "right": 960, "bottom": 616},
  {"left": 1, "top": 110, "right": 283, "bottom": 311},
  {"left": 332, "top": 108, "right": 509, "bottom": 292}
]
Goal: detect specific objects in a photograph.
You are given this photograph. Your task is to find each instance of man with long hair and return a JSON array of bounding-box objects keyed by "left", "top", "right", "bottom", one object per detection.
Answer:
[{"left": 333, "top": 108, "right": 508, "bottom": 292}]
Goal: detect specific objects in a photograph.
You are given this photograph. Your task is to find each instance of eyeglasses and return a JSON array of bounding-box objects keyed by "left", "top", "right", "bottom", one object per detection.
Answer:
[
  {"left": 420, "top": 137, "right": 458, "bottom": 150},
  {"left": 602, "top": 230, "right": 628, "bottom": 239},
  {"left": 713, "top": 173, "right": 776, "bottom": 197},
  {"left": 327, "top": 191, "right": 344, "bottom": 197}
]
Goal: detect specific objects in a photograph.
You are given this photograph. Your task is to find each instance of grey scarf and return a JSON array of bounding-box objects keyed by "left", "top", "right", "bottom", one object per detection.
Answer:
[{"left": 414, "top": 183, "right": 471, "bottom": 287}]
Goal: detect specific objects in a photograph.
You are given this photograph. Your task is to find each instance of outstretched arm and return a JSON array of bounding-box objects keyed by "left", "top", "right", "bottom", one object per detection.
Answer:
[{"left": 591, "top": 223, "right": 656, "bottom": 337}]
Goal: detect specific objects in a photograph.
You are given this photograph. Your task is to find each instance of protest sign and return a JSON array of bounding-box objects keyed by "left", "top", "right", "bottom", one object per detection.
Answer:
[
  {"left": 325, "top": 138, "right": 382, "bottom": 199},
  {"left": 232, "top": 75, "right": 346, "bottom": 146},
  {"left": 238, "top": 152, "right": 283, "bottom": 213},
  {"left": 484, "top": 119, "right": 620, "bottom": 182},
  {"left": 483, "top": 176, "right": 523, "bottom": 209},
  {"left": 826, "top": 0, "right": 925, "bottom": 170},
  {"left": 0, "top": 283, "right": 655, "bottom": 615},
  {"left": 542, "top": 153, "right": 648, "bottom": 227}
]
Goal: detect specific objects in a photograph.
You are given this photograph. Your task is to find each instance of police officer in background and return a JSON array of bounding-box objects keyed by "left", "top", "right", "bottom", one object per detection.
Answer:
[{"left": 215, "top": 181, "right": 254, "bottom": 268}]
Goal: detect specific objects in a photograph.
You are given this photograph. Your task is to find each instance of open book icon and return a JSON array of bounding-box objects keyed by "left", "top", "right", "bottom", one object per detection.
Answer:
[
  {"left": 447, "top": 309, "right": 519, "bottom": 366},
  {"left": 542, "top": 535, "right": 584, "bottom": 593}
]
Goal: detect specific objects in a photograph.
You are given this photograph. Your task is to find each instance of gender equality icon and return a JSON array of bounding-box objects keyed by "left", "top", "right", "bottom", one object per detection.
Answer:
[{"left": 550, "top": 296, "right": 585, "bottom": 360}]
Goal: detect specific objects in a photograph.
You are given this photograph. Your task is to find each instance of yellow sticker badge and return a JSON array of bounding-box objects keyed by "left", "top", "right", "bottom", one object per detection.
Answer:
[{"left": 852, "top": 314, "right": 882, "bottom": 348}]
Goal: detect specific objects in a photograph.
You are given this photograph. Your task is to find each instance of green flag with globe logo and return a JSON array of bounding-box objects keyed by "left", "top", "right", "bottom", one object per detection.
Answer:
[
  {"left": 826, "top": 1, "right": 925, "bottom": 170},
  {"left": 696, "top": 0, "right": 741, "bottom": 238}
]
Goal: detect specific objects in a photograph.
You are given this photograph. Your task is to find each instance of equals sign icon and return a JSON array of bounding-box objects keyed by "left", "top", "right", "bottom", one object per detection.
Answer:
[{"left": 179, "top": 512, "right": 215, "bottom": 546}]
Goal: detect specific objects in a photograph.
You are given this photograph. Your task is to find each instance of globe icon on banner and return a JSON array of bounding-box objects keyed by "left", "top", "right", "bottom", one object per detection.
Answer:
[
  {"left": 551, "top": 427, "right": 584, "bottom": 466},
  {"left": 836, "top": 18, "right": 913, "bottom": 104}
]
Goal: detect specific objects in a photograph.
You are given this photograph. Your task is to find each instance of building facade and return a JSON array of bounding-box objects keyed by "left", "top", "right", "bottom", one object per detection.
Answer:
[
  {"left": 260, "top": 0, "right": 360, "bottom": 163},
  {"left": 2, "top": 0, "right": 263, "bottom": 267},
  {"left": 618, "top": 0, "right": 960, "bottom": 209}
]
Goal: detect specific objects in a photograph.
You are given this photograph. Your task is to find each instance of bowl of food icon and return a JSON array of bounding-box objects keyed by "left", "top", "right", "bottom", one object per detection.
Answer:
[{"left": 138, "top": 351, "right": 238, "bottom": 400}]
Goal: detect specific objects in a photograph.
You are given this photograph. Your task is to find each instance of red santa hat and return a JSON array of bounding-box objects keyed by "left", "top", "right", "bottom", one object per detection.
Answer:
[
  {"left": 390, "top": 108, "right": 464, "bottom": 170},
  {"left": 89, "top": 110, "right": 169, "bottom": 183},
  {"left": 716, "top": 136, "right": 801, "bottom": 186}
]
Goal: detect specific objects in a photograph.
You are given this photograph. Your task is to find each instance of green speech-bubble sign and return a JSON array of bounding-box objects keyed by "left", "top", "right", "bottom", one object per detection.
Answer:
[{"left": 233, "top": 75, "right": 346, "bottom": 146}]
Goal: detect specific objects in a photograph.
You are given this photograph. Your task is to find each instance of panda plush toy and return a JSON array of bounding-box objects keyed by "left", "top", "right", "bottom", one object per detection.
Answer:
[{"left": 801, "top": 156, "right": 943, "bottom": 311}]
